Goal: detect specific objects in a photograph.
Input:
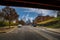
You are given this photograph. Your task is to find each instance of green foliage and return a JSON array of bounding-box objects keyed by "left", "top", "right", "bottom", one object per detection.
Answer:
[
  {"left": 10, "top": 22, "right": 18, "bottom": 26},
  {"left": 3, "top": 21, "right": 9, "bottom": 26},
  {"left": 19, "top": 20, "right": 25, "bottom": 25},
  {"left": 2, "top": 7, "right": 19, "bottom": 21},
  {"left": 0, "top": 6, "right": 19, "bottom": 27},
  {"left": 38, "top": 17, "right": 60, "bottom": 28},
  {"left": 0, "top": 21, "right": 18, "bottom": 27},
  {"left": 0, "top": 21, "right": 6, "bottom": 27}
]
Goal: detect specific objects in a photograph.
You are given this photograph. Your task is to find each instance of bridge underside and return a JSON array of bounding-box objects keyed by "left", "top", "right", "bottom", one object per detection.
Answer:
[{"left": 0, "top": 0, "right": 60, "bottom": 10}]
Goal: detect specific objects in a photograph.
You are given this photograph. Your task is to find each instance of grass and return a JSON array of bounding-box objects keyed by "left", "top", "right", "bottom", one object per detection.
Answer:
[
  {"left": 37, "top": 16, "right": 60, "bottom": 28},
  {"left": 37, "top": 17, "right": 60, "bottom": 24},
  {"left": 37, "top": 18, "right": 55, "bottom": 24}
]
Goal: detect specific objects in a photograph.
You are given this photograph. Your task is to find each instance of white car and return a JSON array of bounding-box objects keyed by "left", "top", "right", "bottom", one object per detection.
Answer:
[{"left": 18, "top": 24, "right": 22, "bottom": 28}]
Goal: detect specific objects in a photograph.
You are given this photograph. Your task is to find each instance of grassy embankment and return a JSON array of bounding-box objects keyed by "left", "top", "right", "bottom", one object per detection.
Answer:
[{"left": 37, "top": 17, "right": 60, "bottom": 28}]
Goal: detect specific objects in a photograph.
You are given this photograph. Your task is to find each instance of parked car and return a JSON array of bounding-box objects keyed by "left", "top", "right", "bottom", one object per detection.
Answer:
[
  {"left": 18, "top": 24, "right": 22, "bottom": 28},
  {"left": 32, "top": 24, "right": 36, "bottom": 27}
]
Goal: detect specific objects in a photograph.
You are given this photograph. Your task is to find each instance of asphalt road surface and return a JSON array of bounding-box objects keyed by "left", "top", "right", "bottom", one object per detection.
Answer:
[{"left": 0, "top": 25, "right": 60, "bottom": 40}]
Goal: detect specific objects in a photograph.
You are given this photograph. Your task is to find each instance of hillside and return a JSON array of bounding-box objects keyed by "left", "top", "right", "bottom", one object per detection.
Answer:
[
  {"left": 37, "top": 17, "right": 60, "bottom": 28},
  {"left": 37, "top": 17, "right": 60, "bottom": 24}
]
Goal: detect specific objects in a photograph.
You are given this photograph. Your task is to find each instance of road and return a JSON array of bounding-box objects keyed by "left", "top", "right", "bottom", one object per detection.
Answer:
[{"left": 0, "top": 25, "right": 60, "bottom": 40}]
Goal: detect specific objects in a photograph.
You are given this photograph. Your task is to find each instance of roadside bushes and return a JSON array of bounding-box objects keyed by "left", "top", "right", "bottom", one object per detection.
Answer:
[
  {"left": 37, "top": 20, "right": 60, "bottom": 28},
  {"left": 0, "top": 21, "right": 6, "bottom": 27},
  {"left": 0, "top": 21, "right": 10, "bottom": 27},
  {"left": 0, "top": 21, "right": 18, "bottom": 27},
  {"left": 3, "top": 21, "right": 9, "bottom": 26},
  {"left": 10, "top": 22, "right": 18, "bottom": 26},
  {"left": 4, "top": 22, "right": 18, "bottom": 26}
]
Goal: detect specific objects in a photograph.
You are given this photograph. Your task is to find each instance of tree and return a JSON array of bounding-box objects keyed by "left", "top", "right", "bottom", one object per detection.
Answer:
[
  {"left": 19, "top": 20, "right": 25, "bottom": 25},
  {"left": 0, "top": 11, "right": 4, "bottom": 21},
  {"left": 2, "top": 6, "right": 19, "bottom": 28}
]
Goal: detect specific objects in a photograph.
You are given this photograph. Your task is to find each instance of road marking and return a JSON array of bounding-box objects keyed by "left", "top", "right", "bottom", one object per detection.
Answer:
[{"left": 30, "top": 27, "right": 58, "bottom": 40}]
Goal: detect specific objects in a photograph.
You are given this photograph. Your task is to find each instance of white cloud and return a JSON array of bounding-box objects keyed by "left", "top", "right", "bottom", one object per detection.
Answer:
[
  {"left": 22, "top": 13, "right": 30, "bottom": 22},
  {"left": 23, "top": 8, "right": 46, "bottom": 14},
  {"left": 23, "top": 8, "right": 58, "bottom": 17},
  {"left": 23, "top": 8, "right": 42, "bottom": 14},
  {"left": 3, "top": 6, "right": 58, "bottom": 17},
  {"left": 29, "top": 17, "right": 34, "bottom": 22},
  {"left": 12, "top": 6, "right": 58, "bottom": 17},
  {"left": 22, "top": 15, "right": 25, "bottom": 19}
]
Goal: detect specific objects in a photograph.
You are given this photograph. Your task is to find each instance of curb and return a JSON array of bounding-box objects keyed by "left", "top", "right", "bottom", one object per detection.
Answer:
[
  {"left": 0, "top": 26, "right": 17, "bottom": 33},
  {"left": 31, "top": 27, "right": 58, "bottom": 40},
  {"left": 43, "top": 27, "right": 60, "bottom": 33}
]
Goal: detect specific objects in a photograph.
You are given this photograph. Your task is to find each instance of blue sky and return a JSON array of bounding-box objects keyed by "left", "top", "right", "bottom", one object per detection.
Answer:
[{"left": 0, "top": 5, "right": 58, "bottom": 22}]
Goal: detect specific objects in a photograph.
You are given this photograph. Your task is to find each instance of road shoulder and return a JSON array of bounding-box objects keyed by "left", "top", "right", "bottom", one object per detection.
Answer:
[{"left": 0, "top": 26, "right": 17, "bottom": 33}]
